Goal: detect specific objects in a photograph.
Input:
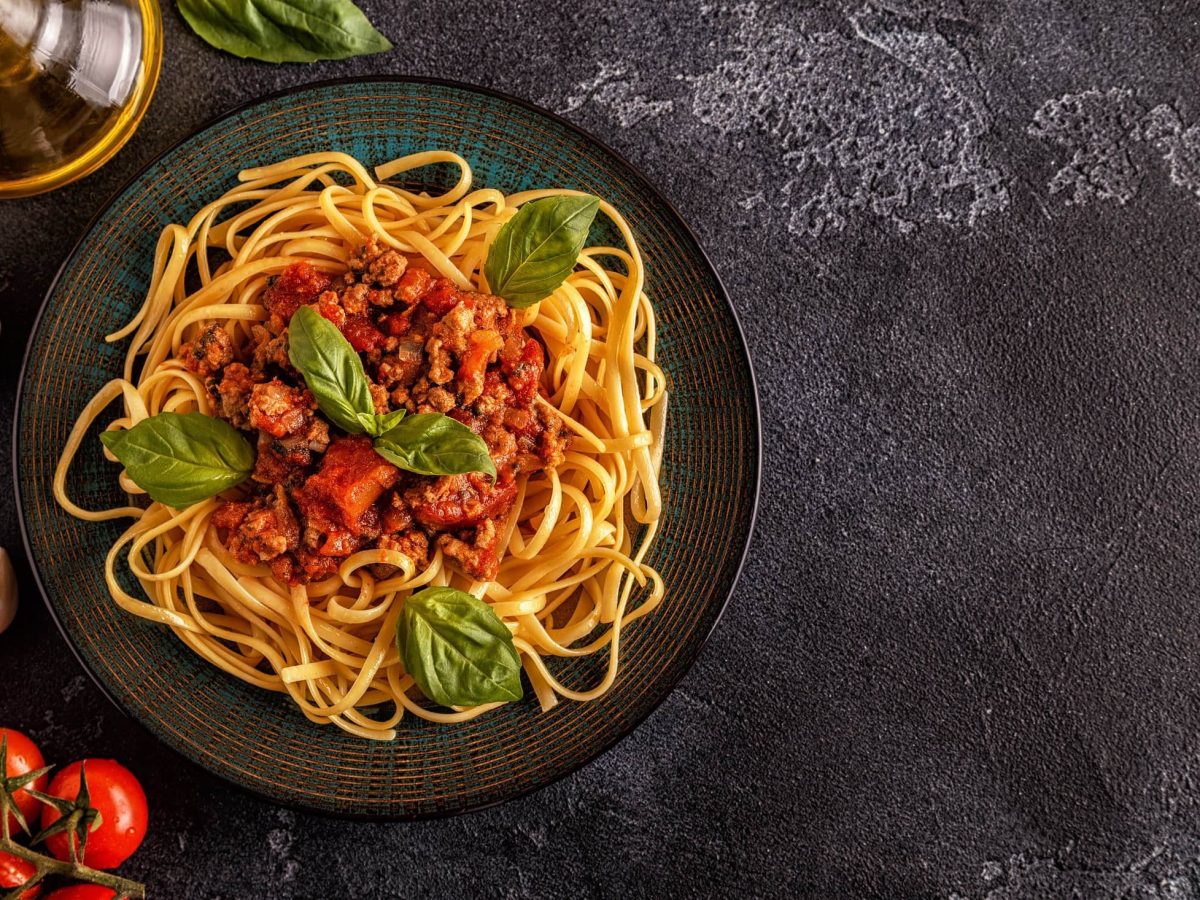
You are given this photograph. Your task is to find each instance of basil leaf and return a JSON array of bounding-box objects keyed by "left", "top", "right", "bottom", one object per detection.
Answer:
[
  {"left": 176, "top": 0, "right": 392, "bottom": 64},
  {"left": 396, "top": 587, "right": 523, "bottom": 707},
  {"left": 355, "top": 411, "right": 378, "bottom": 435},
  {"left": 373, "top": 413, "right": 497, "bottom": 478},
  {"left": 484, "top": 195, "right": 600, "bottom": 308},
  {"left": 99, "top": 412, "right": 254, "bottom": 508},
  {"left": 357, "top": 408, "right": 406, "bottom": 438},
  {"left": 287, "top": 305, "right": 374, "bottom": 435},
  {"left": 375, "top": 408, "right": 407, "bottom": 433}
]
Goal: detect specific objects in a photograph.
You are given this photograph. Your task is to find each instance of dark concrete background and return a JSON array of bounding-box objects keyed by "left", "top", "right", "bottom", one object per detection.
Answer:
[{"left": 3, "top": 0, "right": 1200, "bottom": 896}]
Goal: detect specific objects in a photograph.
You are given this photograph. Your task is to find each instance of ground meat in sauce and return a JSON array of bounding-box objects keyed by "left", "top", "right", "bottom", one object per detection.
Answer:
[
  {"left": 194, "top": 239, "right": 568, "bottom": 586},
  {"left": 180, "top": 324, "right": 234, "bottom": 377}
]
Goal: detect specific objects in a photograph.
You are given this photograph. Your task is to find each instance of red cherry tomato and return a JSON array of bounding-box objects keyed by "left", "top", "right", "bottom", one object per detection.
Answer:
[
  {"left": 1, "top": 729, "right": 47, "bottom": 836},
  {"left": 0, "top": 851, "right": 40, "bottom": 898},
  {"left": 40, "top": 760, "right": 147, "bottom": 870},
  {"left": 43, "top": 888, "right": 117, "bottom": 900}
]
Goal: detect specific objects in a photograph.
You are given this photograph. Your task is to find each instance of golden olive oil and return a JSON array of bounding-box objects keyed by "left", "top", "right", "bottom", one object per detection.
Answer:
[{"left": 0, "top": 0, "right": 161, "bottom": 198}]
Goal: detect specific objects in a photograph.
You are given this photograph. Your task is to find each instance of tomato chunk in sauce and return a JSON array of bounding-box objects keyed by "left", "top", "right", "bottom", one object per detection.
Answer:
[{"left": 197, "top": 238, "right": 567, "bottom": 586}]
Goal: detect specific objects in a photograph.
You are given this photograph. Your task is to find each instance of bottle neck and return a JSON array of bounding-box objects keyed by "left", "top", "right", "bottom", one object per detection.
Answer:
[
  {"left": 0, "top": 0, "right": 41, "bottom": 84},
  {"left": 0, "top": 0, "right": 142, "bottom": 106}
]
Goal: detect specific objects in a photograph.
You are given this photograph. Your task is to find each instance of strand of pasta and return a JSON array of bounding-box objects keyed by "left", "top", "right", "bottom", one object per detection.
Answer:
[{"left": 53, "top": 151, "right": 667, "bottom": 738}]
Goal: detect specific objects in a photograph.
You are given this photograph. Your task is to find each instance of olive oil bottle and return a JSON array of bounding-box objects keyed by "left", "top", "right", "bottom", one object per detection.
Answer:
[{"left": 0, "top": 0, "right": 161, "bottom": 198}]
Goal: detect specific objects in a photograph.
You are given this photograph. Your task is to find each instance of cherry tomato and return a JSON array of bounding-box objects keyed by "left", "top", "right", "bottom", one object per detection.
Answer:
[
  {"left": 43, "top": 888, "right": 117, "bottom": 900},
  {"left": 1, "top": 728, "right": 47, "bottom": 836},
  {"left": 40, "top": 760, "right": 147, "bottom": 870},
  {"left": 0, "top": 850, "right": 40, "bottom": 898}
]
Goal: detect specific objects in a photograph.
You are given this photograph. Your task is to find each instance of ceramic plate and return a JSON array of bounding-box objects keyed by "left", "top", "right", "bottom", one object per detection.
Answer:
[{"left": 15, "top": 78, "right": 759, "bottom": 818}]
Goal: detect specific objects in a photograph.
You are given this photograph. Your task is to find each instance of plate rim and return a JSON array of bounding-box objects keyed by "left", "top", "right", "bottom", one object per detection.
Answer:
[{"left": 14, "top": 74, "right": 762, "bottom": 820}]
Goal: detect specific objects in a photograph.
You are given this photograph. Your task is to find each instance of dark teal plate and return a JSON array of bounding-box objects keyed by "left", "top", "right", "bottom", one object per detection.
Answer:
[{"left": 15, "top": 78, "right": 759, "bottom": 818}]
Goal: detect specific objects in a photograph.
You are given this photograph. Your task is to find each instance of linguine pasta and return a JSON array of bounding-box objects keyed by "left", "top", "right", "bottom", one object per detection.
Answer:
[{"left": 53, "top": 151, "right": 667, "bottom": 740}]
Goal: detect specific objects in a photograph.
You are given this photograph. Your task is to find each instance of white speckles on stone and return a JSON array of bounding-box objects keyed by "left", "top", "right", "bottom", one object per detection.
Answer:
[
  {"left": 1160, "top": 875, "right": 1195, "bottom": 900},
  {"left": 60, "top": 675, "right": 87, "bottom": 703},
  {"left": 686, "top": 2, "right": 1010, "bottom": 236},
  {"left": 967, "top": 843, "right": 1200, "bottom": 899},
  {"left": 1140, "top": 104, "right": 1200, "bottom": 200},
  {"left": 266, "top": 828, "right": 291, "bottom": 856},
  {"left": 516, "top": 821, "right": 549, "bottom": 850},
  {"left": 1028, "top": 88, "right": 1146, "bottom": 204},
  {"left": 563, "top": 62, "right": 674, "bottom": 128},
  {"left": 501, "top": 873, "right": 540, "bottom": 900},
  {"left": 266, "top": 809, "right": 298, "bottom": 885},
  {"left": 38, "top": 708, "right": 64, "bottom": 743},
  {"left": 1030, "top": 90, "right": 1200, "bottom": 208},
  {"left": 872, "top": 0, "right": 970, "bottom": 17}
]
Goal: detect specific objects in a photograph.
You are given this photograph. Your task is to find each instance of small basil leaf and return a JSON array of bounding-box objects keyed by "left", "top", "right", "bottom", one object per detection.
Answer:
[
  {"left": 484, "top": 195, "right": 600, "bottom": 308},
  {"left": 373, "top": 413, "right": 496, "bottom": 478},
  {"left": 358, "top": 408, "right": 406, "bottom": 438},
  {"left": 99, "top": 412, "right": 254, "bottom": 508},
  {"left": 356, "top": 411, "right": 379, "bottom": 435},
  {"left": 287, "top": 305, "right": 374, "bottom": 434},
  {"left": 396, "top": 587, "right": 523, "bottom": 707},
  {"left": 177, "top": 0, "right": 392, "bottom": 64},
  {"left": 374, "top": 408, "right": 407, "bottom": 435}
]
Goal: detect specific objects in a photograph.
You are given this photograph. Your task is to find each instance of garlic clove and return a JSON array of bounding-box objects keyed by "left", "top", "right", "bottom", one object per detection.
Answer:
[{"left": 0, "top": 548, "right": 17, "bottom": 634}]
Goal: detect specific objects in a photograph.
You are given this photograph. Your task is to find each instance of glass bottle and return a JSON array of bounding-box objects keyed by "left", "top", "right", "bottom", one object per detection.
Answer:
[{"left": 0, "top": 0, "right": 162, "bottom": 199}]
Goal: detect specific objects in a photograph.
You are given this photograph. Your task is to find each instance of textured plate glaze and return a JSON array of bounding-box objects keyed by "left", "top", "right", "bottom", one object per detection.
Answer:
[{"left": 15, "top": 78, "right": 759, "bottom": 818}]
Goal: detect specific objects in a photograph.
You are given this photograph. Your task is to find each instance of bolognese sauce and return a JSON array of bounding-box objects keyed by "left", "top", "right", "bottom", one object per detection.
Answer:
[{"left": 187, "top": 238, "right": 567, "bottom": 586}]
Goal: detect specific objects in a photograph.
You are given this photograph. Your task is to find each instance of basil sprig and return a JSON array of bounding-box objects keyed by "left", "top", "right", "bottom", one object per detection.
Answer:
[
  {"left": 484, "top": 196, "right": 600, "bottom": 308},
  {"left": 375, "top": 413, "right": 497, "bottom": 479},
  {"left": 360, "top": 408, "right": 407, "bottom": 438},
  {"left": 287, "top": 307, "right": 494, "bottom": 475},
  {"left": 100, "top": 412, "right": 254, "bottom": 508},
  {"left": 288, "top": 305, "right": 377, "bottom": 435},
  {"left": 396, "top": 587, "right": 523, "bottom": 707},
  {"left": 106, "top": 305, "right": 494, "bottom": 504},
  {"left": 177, "top": 0, "right": 392, "bottom": 64}
]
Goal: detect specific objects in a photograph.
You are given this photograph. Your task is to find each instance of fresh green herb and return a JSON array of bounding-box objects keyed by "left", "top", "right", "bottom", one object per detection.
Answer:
[
  {"left": 356, "top": 407, "right": 407, "bottom": 438},
  {"left": 396, "top": 587, "right": 523, "bottom": 708},
  {"left": 99, "top": 412, "right": 254, "bottom": 508},
  {"left": 176, "top": 0, "right": 392, "bottom": 64},
  {"left": 484, "top": 195, "right": 600, "bottom": 308},
  {"left": 287, "top": 305, "right": 376, "bottom": 435},
  {"left": 374, "top": 413, "right": 497, "bottom": 479},
  {"left": 288, "top": 307, "right": 494, "bottom": 475}
]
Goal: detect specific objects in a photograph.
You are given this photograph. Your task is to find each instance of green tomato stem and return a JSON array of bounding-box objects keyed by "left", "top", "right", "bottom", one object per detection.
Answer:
[{"left": 0, "top": 833, "right": 146, "bottom": 898}]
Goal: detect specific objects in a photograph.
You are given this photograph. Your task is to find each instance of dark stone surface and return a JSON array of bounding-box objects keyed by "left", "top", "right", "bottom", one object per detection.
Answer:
[{"left": 4, "top": 0, "right": 1200, "bottom": 896}]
